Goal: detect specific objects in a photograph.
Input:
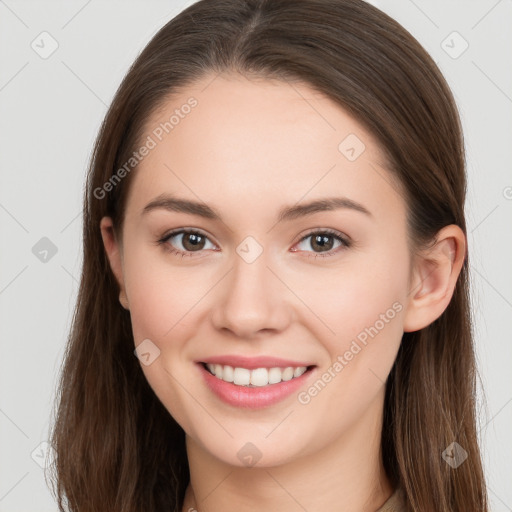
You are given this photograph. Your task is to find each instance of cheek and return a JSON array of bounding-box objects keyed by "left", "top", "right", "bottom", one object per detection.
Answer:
[
  {"left": 293, "top": 243, "right": 408, "bottom": 415},
  {"left": 122, "top": 243, "right": 208, "bottom": 344},
  {"left": 290, "top": 253, "right": 407, "bottom": 439},
  {"left": 291, "top": 244, "right": 409, "bottom": 347},
  {"left": 320, "top": 246, "right": 408, "bottom": 395},
  {"left": 122, "top": 245, "right": 208, "bottom": 431}
]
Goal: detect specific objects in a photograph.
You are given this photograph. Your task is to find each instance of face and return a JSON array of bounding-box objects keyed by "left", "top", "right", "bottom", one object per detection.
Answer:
[{"left": 103, "top": 72, "right": 413, "bottom": 468}]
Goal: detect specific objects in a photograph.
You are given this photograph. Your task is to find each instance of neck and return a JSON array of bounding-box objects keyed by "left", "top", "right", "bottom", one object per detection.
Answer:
[{"left": 181, "top": 388, "right": 393, "bottom": 512}]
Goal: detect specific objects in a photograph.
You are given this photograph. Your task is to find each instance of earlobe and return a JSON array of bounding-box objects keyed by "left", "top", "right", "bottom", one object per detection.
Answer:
[
  {"left": 99, "top": 216, "right": 129, "bottom": 310},
  {"left": 119, "top": 290, "right": 130, "bottom": 309},
  {"left": 403, "top": 225, "right": 466, "bottom": 333}
]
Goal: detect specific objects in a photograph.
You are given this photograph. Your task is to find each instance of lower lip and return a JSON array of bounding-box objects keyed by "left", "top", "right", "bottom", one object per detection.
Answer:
[{"left": 197, "top": 363, "right": 316, "bottom": 409}]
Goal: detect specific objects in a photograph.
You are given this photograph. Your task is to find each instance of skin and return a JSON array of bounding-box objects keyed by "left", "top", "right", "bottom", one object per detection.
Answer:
[{"left": 100, "top": 72, "right": 466, "bottom": 512}]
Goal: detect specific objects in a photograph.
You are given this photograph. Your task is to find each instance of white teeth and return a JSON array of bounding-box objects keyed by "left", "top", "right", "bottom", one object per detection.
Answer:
[
  {"left": 250, "top": 368, "right": 268, "bottom": 387},
  {"left": 214, "top": 364, "right": 223, "bottom": 379},
  {"left": 268, "top": 367, "right": 282, "bottom": 384},
  {"left": 294, "top": 367, "right": 307, "bottom": 378},
  {"left": 233, "top": 367, "right": 250, "bottom": 386},
  {"left": 222, "top": 365, "right": 234, "bottom": 382},
  {"left": 281, "top": 367, "right": 294, "bottom": 381},
  {"left": 204, "top": 363, "right": 309, "bottom": 387}
]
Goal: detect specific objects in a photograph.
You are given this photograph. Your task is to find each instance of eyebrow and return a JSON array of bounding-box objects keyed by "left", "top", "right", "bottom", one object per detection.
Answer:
[{"left": 141, "top": 193, "right": 372, "bottom": 222}]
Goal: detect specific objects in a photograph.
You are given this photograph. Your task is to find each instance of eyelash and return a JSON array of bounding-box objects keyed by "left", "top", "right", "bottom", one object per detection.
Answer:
[{"left": 156, "top": 228, "right": 351, "bottom": 260}]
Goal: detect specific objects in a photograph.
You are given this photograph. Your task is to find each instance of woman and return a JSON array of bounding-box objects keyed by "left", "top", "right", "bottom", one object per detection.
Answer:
[{"left": 48, "top": 1, "right": 488, "bottom": 510}]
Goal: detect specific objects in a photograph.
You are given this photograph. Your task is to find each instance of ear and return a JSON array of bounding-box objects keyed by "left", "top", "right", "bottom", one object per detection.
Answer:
[
  {"left": 403, "top": 225, "right": 466, "bottom": 332},
  {"left": 100, "top": 216, "right": 129, "bottom": 310}
]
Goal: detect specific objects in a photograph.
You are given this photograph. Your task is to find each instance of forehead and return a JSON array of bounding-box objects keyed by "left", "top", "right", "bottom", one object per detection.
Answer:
[{"left": 124, "top": 72, "right": 402, "bottom": 223}]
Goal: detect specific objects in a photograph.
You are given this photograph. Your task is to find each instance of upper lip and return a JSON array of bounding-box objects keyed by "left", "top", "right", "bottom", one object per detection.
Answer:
[{"left": 198, "top": 355, "right": 315, "bottom": 370}]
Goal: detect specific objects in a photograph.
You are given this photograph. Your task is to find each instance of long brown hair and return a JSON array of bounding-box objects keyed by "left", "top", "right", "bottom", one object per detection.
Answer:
[{"left": 47, "top": 1, "right": 488, "bottom": 510}]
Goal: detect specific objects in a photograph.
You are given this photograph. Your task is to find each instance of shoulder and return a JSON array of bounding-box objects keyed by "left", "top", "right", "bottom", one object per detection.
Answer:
[{"left": 375, "top": 487, "right": 407, "bottom": 512}]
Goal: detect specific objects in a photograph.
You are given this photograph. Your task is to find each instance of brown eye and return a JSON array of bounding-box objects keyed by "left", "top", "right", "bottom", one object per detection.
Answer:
[
  {"left": 310, "top": 234, "right": 335, "bottom": 252},
  {"left": 159, "top": 229, "right": 216, "bottom": 255},
  {"left": 293, "top": 230, "right": 350, "bottom": 258},
  {"left": 181, "top": 232, "right": 206, "bottom": 251}
]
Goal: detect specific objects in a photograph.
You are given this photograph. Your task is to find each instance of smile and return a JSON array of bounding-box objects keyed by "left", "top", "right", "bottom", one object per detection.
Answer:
[
  {"left": 197, "top": 362, "right": 317, "bottom": 409},
  {"left": 203, "top": 362, "right": 310, "bottom": 387}
]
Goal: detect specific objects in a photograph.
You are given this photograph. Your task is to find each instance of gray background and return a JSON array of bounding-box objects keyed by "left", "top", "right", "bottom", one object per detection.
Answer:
[{"left": 0, "top": 1, "right": 510, "bottom": 510}]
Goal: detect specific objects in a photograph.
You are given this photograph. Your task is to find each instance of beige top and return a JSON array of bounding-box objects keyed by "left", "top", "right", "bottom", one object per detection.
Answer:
[{"left": 375, "top": 487, "right": 406, "bottom": 512}]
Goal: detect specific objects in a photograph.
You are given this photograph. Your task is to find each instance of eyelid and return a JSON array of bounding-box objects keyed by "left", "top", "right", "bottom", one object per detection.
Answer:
[
  {"left": 158, "top": 228, "right": 218, "bottom": 250},
  {"left": 292, "top": 227, "right": 350, "bottom": 246}
]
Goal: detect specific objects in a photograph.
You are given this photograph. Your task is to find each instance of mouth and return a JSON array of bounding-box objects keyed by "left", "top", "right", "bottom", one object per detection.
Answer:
[
  {"left": 197, "top": 360, "right": 317, "bottom": 409},
  {"left": 200, "top": 361, "right": 316, "bottom": 387}
]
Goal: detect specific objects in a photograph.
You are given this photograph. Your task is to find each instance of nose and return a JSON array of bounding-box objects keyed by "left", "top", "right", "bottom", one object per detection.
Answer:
[{"left": 210, "top": 249, "right": 293, "bottom": 339}]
